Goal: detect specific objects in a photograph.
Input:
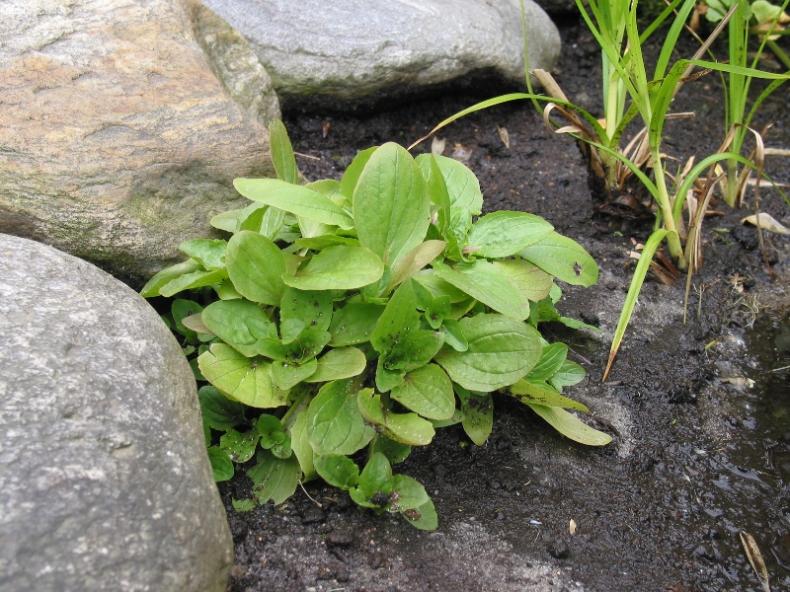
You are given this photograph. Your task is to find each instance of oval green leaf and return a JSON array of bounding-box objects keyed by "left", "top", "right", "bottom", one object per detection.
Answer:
[
  {"left": 353, "top": 143, "right": 430, "bottom": 266},
  {"left": 314, "top": 454, "right": 360, "bottom": 490},
  {"left": 391, "top": 364, "right": 455, "bottom": 420},
  {"left": 234, "top": 178, "right": 352, "bottom": 227},
  {"left": 435, "top": 313, "right": 542, "bottom": 392},
  {"left": 509, "top": 379, "right": 589, "bottom": 412},
  {"left": 433, "top": 260, "right": 529, "bottom": 321},
  {"left": 527, "top": 404, "right": 612, "bottom": 446},
  {"left": 467, "top": 211, "right": 554, "bottom": 258},
  {"left": 306, "top": 380, "right": 375, "bottom": 456},
  {"left": 520, "top": 231, "right": 599, "bottom": 287},
  {"left": 201, "top": 299, "right": 278, "bottom": 358},
  {"left": 198, "top": 343, "right": 289, "bottom": 408},
  {"left": 305, "top": 347, "right": 367, "bottom": 383},
  {"left": 491, "top": 259, "right": 554, "bottom": 302},
  {"left": 357, "top": 389, "right": 435, "bottom": 446},
  {"left": 283, "top": 245, "right": 384, "bottom": 291},
  {"left": 226, "top": 231, "right": 286, "bottom": 305}
]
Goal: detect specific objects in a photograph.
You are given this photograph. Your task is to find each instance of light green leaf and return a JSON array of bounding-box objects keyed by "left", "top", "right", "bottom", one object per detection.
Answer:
[
  {"left": 467, "top": 211, "right": 554, "bottom": 258},
  {"left": 527, "top": 343, "right": 568, "bottom": 382},
  {"left": 159, "top": 268, "right": 227, "bottom": 298},
  {"left": 350, "top": 452, "right": 394, "bottom": 508},
  {"left": 219, "top": 428, "right": 258, "bottom": 463},
  {"left": 491, "top": 259, "right": 553, "bottom": 302},
  {"left": 375, "top": 357, "right": 406, "bottom": 392},
  {"left": 456, "top": 388, "right": 493, "bottom": 445},
  {"left": 279, "top": 287, "right": 333, "bottom": 343},
  {"left": 231, "top": 498, "right": 257, "bottom": 512},
  {"left": 429, "top": 155, "right": 483, "bottom": 219},
  {"left": 388, "top": 240, "right": 446, "bottom": 289},
  {"left": 255, "top": 414, "right": 291, "bottom": 459},
  {"left": 527, "top": 404, "right": 612, "bottom": 446},
  {"left": 391, "top": 474, "right": 430, "bottom": 511},
  {"left": 271, "top": 359, "right": 318, "bottom": 390},
  {"left": 198, "top": 385, "right": 246, "bottom": 432},
  {"left": 752, "top": 0, "right": 786, "bottom": 24},
  {"left": 171, "top": 299, "right": 203, "bottom": 340},
  {"left": 288, "top": 406, "right": 315, "bottom": 480},
  {"left": 329, "top": 302, "right": 383, "bottom": 346},
  {"left": 417, "top": 154, "right": 482, "bottom": 259},
  {"left": 419, "top": 154, "right": 452, "bottom": 225},
  {"left": 226, "top": 231, "right": 286, "bottom": 305},
  {"left": 283, "top": 245, "right": 384, "bottom": 291},
  {"left": 307, "top": 380, "right": 375, "bottom": 456},
  {"left": 234, "top": 178, "right": 353, "bottom": 227},
  {"left": 140, "top": 259, "right": 200, "bottom": 297},
  {"left": 357, "top": 389, "right": 435, "bottom": 446},
  {"left": 550, "top": 360, "right": 587, "bottom": 391},
  {"left": 198, "top": 343, "right": 288, "bottom": 408},
  {"left": 248, "top": 450, "right": 301, "bottom": 504},
  {"left": 269, "top": 119, "right": 299, "bottom": 184},
  {"left": 180, "top": 312, "right": 211, "bottom": 337},
  {"left": 353, "top": 143, "right": 430, "bottom": 266},
  {"left": 210, "top": 205, "right": 257, "bottom": 233},
  {"left": 314, "top": 454, "right": 360, "bottom": 490},
  {"left": 413, "top": 271, "right": 470, "bottom": 303},
  {"left": 260, "top": 206, "right": 287, "bottom": 239},
  {"left": 441, "top": 319, "right": 468, "bottom": 352},
  {"left": 370, "top": 281, "right": 443, "bottom": 377},
  {"left": 520, "top": 232, "right": 599, "bottom": 287},
  {"left": 370, "top": 436, "right": 412, "bottom": 465},
  {"left": 379, "top": 329, "right": 444, "bottom": 375},
  {"left": 435, "top": 313, "right": 542, "bottom": 392},
  {"left": 294, "top": 235, "right": 359, "bottom": 250},
  {"left": 201, "top": 299, "right": 278, "bottom": 357},
  {"left": 370, "top": 281, "right": 420, "bottom": 352},
  {"left": 215, "top": 278, "right": 242, "bottom": 300},
  {"left": 207, "top": 447, "right": 234, "bottom": 482},
  {"left": 431, "top": 407, "right": 464, "bottom": 428},
  {"left": 433, "top": 260, "right": 529, "bottom": 321},
  {"left": 277, "top": 326, "right": 331, "bottom": 364},
  {"left": 340, "top": 146, "right": 377, "bottom": 198},
  {"left": 305, "top": 347, "right": 367, "bottom": 383},
  {"left": 509, "top": 379, "right": 588, "bottom": 412},
  {"left": 391, "top": 364, "right": 455, "bottom": 420},
  {"left": 403, "top": 498, "right": 438, "bottom": 531},
  {"left": 178, "top": 239, "right": 227, "bottom": 270}
]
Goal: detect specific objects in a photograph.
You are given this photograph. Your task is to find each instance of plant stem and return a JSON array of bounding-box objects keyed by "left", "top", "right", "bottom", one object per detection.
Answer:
[
  {"left": 725, "top": 158, "right": 740, "bottom": 207},
  {"left": 651, "top": 150, "right": 686, "bottom": 266},
  {"left": 768, "top": 39, "right": 790, "bottom": 70}
]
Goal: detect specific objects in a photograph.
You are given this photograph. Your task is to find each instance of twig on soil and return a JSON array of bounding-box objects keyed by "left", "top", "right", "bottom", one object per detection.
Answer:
[{"left": 299, "top": 480, "right": 323, "bottom": 508}]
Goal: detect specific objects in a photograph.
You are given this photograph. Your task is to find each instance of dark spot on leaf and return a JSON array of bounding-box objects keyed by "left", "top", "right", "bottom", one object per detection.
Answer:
[
  {"left": 371, "top": 492, "right": 391, "bottom": 507},
  {"left": 403, "top": 509, "right": 422, "bottom": 521},
  {"left": 573, "top": 262, "right": 582, "bottom": 276}
]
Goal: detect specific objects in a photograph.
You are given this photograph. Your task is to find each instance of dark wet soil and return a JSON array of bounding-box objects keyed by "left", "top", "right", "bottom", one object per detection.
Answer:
[{"left": 221, "top": 20, "right": 790, "bottom": 592}]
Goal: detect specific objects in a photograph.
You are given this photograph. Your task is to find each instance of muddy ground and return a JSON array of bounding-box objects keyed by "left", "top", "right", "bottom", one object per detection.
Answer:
[{"left": 220, "top": 20, "right": 790, "bottom": 592}]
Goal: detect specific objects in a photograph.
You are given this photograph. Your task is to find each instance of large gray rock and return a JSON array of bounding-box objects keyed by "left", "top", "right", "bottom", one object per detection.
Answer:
[
  {"left": 0, "top": 0, "right": 279, "bottom": 281},
  {"left": 0, "top": 235, "right": 233, "bottom": 592},
  {"left": 198, "top": 0, "right": 562, "bottom": 102}
]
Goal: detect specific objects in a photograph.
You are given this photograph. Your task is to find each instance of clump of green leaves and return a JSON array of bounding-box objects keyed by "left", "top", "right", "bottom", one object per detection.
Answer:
[{"left": 143, "top": 120, "right": 609, "bottom": 530}]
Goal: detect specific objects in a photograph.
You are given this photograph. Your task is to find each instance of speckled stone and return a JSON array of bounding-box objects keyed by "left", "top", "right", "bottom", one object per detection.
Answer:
[
  {"left": 0, "top": 0, "right": 278, "bottom": 281},
  {"left": 199, "top": 0, "right": 562, "bottom": 102},
  {"left": 0, "top": 235, "right": 233, "bottom": 592}
]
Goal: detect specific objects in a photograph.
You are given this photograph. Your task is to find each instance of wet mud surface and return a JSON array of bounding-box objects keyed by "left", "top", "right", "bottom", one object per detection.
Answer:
[{"left": 221, "top": 21, "right": 790, "bottom": 592}]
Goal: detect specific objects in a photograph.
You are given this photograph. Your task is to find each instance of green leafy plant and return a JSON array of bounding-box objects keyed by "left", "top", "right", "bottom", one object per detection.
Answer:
[
  {"left": 701, "top": 0, "right": 789, "bottom": 206},
  {"left": 142, "top": 120, "right": 610, "bottom": 530}
]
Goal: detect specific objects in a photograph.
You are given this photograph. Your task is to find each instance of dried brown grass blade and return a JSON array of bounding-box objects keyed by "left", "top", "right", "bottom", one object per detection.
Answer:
[
  {"left": 682, "top": 174, "right": 722, "bottom": 323},
  {"left": 739, "top": 531, "right": 771, "bottom": 592}
]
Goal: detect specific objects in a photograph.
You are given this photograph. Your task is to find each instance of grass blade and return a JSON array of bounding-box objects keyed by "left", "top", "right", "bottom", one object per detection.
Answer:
[{"left": 603, "top": 229, "right": 670, "bottom": 381}]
